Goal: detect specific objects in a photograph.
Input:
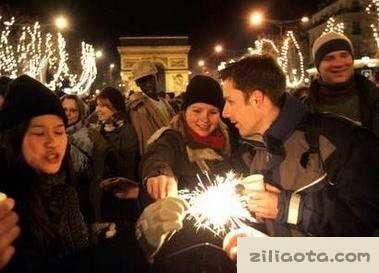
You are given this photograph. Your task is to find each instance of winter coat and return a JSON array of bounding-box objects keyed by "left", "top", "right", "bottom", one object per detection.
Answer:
[
  {"left": 0, "top": 143, "right": 90, "bottom": 273},
  {"left": 142, "top": 112, "right": 234, "bottom": 192},
  {"left": 140, "top": 113, "right": 237, "bottom": 271},
  {"left": 237, "top": 94, "right": 379, "bottom": 236},
  {"left": 304, "top": 73, "right": 379, "bottom": 138},
  {"left": 127, "top": 92, "right": 175, "bottom": 155},
  {"left": 100, "top": 121, "right": 139, "bottom": 181},
  {"left": 93, "top": 118, "right": 140, "bottom": 224}
]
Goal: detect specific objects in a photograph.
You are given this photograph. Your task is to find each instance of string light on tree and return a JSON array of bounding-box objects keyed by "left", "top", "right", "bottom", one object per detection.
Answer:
[
  {"left": 0, "top": 16, "right": 97, "bottom": 96},
  {"left": 323, "top": 17, "right": 344, "bottom": 34},
  {"left": 278, "top": 31, "right": 305, "bottom": 89},
  {"left": 366, "top": 0, "right": 379, "bottom": 48}
]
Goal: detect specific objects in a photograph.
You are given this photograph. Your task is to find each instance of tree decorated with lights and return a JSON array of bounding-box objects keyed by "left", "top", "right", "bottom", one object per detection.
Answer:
[
  {"left": 217, "top": 35, "right": 306, "bottom": 88},
  {"left": 0, "top": 16, "right": 97, "bottom": 96},
  {"left": 278, "top": 31, "right": 305, "bottom": 89},
  {"left": 248, "top": 38, "right": 280, "bottom": 59},
  {"left": 245, "top": 35, "right": 305, "bottom": 88},
  {"left": 366, "top": 0, "right": 379, "bottom": 57}
]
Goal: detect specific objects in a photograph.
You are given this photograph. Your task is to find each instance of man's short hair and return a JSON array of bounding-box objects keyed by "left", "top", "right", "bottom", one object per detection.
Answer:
[{"left": 219, "top": 55, "right": 286, "bottom": 106}]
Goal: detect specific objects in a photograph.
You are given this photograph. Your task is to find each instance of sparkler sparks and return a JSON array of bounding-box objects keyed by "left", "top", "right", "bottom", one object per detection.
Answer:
[{"left": 179, "top": 171, "right": 255, "bottom": 236}]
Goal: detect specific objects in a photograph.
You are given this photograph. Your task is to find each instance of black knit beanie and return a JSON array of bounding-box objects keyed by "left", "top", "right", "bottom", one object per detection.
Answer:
[
  {"left": 312, "top": 32, "right": 353, "bottom": 70},
  {"left": 0, "top": 75, "right": 67, "bottom": 130},
  {"left": 182, "top": 75, "right": 224, "bottom": 112}
]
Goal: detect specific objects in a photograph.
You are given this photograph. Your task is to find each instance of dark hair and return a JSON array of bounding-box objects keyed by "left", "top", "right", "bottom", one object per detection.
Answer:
[
  {"left": 60, "top": 94, "right": 86, "bottom": 123},
  {"left": 219, "top": 55, "right": 286, "bottom": 106},
  {"left": 97, "top": 87, "right": 126, "bottom": 113}
]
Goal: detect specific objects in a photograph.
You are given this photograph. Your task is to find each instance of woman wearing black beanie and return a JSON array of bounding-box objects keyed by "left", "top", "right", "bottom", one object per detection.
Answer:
[
  {"left": 137, "top": 75, "right": 237, "bottom": 273},
  {"left": 0, "top": 76, "right": 146, "bottom": 273}
]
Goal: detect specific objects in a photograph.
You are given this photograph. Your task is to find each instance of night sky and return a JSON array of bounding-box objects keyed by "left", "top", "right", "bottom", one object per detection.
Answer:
[{"left": 1, "top": 0, "right": 325, "bottom": 72}]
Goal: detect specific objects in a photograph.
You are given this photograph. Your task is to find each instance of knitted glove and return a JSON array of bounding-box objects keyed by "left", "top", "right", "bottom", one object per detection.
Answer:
[{"left": 135, "top": 197, "right": 187, "bottom": 262}]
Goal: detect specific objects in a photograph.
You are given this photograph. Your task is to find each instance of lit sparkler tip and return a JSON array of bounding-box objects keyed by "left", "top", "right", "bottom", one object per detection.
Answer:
[{"left": 179, "top": 171, "right": 255, "bottom": 236}]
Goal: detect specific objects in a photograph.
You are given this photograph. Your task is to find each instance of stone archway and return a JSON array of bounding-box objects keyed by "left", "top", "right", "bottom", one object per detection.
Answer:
[{"left": 117, "top": 36, "right": 191, "bottom": 96}]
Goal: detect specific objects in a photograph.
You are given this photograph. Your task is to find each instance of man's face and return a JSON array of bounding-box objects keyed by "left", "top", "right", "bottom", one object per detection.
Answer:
[
  {"left": 222, "top": 79, "right": 263, "bottom": 138},
  {"left": 318, "top": 50, "right": 354, "bottom": 84},
  {"left": 136, "top": 75, "right": 158, "bottom": 98}
]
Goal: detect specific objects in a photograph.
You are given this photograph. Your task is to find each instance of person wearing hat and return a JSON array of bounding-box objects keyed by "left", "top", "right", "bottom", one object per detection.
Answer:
[
  {"left": 0, "top": 75, "right": 91, "bottom": 272},
  {"left": 141, "top": 75, "right": 230, "bottom": 200},
  {"left": 133, "top": 75, "right": 238, "bottom": 271},
  {"left": 128, "top": 60, "right": 175, "bottom": 155},
  {"left": 0, "top": 76, "right": 148, "bottom": 273},
  {"left": 304, "top": 31, "right": 379, "bottom": 137}
]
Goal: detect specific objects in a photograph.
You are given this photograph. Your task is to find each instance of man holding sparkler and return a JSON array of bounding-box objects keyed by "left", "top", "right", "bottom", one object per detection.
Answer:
[{"left": 220, "top": 55, "right": 379, "bottom": 258}]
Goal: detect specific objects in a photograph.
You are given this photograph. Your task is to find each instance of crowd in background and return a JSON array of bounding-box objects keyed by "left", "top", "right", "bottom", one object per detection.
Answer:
[{"left": 0, "top": 31, "right": 378, "bottom": 273}]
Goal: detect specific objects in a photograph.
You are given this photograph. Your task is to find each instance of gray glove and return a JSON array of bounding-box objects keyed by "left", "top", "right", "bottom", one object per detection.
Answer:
[{"left": 135, "top": 197, "right": 187, "bottom": 262}]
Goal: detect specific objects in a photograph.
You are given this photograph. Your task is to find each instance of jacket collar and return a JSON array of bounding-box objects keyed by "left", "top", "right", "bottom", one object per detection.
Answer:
[{"left": 264, "top": 93, "right": 309, "bottom": 144}]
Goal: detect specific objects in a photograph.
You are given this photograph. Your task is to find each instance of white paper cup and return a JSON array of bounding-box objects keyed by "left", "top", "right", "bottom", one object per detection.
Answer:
[
  {"left": 0, "top": 192, "right": 7, "bottom": 202},
  {"left": 241, "top": 174, "right": 265, "bottom": 192}
]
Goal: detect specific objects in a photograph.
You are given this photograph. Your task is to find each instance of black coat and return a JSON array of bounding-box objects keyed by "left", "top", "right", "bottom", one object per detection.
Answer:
[{"left": 305, "top": 73, "right": 379, "bottom": 138}]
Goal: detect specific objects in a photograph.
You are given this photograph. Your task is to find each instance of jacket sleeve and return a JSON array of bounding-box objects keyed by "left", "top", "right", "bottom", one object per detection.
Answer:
[
  {"left": 276, "top": 131, "right": 379, "bottom": 236},
  {"left": 141, "top": 130, "right": 183, "bottom": 183},
  {"left": 130, "top": 105, "right": 161, "bottom": 155}
]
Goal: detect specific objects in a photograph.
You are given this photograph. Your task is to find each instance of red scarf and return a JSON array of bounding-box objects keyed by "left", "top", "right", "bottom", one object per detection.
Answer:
[{"left": 186, "top": 126, "right": 226, "bottom": 150}]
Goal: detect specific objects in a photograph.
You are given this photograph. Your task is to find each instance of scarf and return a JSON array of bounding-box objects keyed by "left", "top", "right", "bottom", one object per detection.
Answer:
[
  {"left": 186, "top": 124, "right": 226, "bottom": 150},
  {"left": 101, "top": 112, "right": 126, "bottom": 132},
  {"left": 35, "top": 171, "right": 89, "bottom": 255}
]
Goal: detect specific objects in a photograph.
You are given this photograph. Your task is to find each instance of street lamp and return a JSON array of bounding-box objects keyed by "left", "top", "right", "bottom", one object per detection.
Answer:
[
  {"left": 249, "top": 11, "right": 310, "bottom": 37},
  {"left": 214, "top": 44, "right": 223, "bottom": 54},
  {"left": 54, "top": 16, "right": 68, "bottom": 30},
  {"left": 301, "top": 16, "right": 310, "bottom": 24},
  {"left": 109, "top": 63, "right": 115, "bottom": 69},
  {"left": 95, "top": 50, "right": 103, "bottom": 58},
  {"left": 249, "top": 11, "right": 309, "bottom": 27},
  {"left": 198, "top": 59, "right": 205, "bottom": 67},
  {"left": 249, "top": 11, "right": 264, "bottom": 27}
]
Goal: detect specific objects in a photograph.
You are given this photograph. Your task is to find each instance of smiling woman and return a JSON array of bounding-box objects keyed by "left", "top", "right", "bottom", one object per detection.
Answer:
[{"left": 137, "top": 75, "right": 238, "bottom": 271}]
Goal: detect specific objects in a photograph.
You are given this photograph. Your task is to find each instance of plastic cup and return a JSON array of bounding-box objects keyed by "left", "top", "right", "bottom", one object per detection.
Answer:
[
  {"left": 241, "top": 174, "right": 265, "bottom": 192},
  {"left": 0, "top": 192, "right": 7, "bottom": 202}
]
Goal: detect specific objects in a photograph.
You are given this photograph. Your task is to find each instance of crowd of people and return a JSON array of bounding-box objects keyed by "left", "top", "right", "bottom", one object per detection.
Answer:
[{"left": 0, "top": 31, "right": 378, "bottom": 273}]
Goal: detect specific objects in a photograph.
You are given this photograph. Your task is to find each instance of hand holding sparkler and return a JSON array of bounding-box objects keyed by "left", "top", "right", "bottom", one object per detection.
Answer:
[
  {"left": 135, "top": 197, "right": 187, "bottom": 262},
  {"left": 146, "top": 175, "right": 178, "bottom": 200}
]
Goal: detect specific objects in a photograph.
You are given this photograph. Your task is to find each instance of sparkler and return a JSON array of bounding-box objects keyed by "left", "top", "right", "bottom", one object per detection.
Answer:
[{"left": 179, "top": 171, "right": 256, "bottom": 236}]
